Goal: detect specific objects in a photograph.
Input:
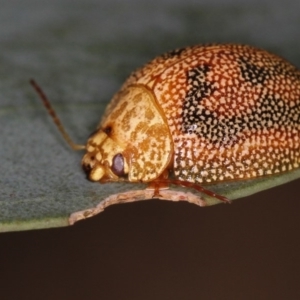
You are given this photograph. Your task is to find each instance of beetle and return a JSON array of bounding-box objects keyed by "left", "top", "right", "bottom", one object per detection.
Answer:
[{"left": 30, "top": 44, "right": 300, "bottom": 203}]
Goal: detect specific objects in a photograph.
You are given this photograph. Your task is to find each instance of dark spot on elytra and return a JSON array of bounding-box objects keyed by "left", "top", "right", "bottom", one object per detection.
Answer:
[
  {"left": 161, "top": 47, "right": 186, "bottom": 60},
  {"left": 239, "top": 56, "right": 270, "bottom": 85},
  {"left": 182, "top": 64, "right": 217, "bottom": 138},
  {"left": 186, "top": 64, "right": 215, "bottom": 98},
  {"left": 182, "top": 93, "right": 299, "bottom": 146},
  {"left": 272, "top": 61, "right": 300, "bottom": 81}
]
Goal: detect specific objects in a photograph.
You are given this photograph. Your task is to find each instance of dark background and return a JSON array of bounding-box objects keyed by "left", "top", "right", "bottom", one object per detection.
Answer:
[
  {"left": 1, "top": 0, "right": 300, "bottom": 299},
  {"left": 1, "top": 181, "right": 300, "bottom": 299}
]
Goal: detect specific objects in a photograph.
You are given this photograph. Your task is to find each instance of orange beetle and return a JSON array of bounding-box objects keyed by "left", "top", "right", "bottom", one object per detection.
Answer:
[{"left": 31, "top": 44, "right": 300, "bottom": 203}]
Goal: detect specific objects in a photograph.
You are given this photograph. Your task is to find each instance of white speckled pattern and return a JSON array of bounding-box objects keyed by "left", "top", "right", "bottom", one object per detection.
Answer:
[{"left": 111, "top": 44, "right": 300, "bottom": 184}]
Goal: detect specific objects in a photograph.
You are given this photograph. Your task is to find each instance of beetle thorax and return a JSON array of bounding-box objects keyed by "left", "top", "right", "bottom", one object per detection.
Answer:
[{"left": 82, "top": 85, "right": 174, "bottom": 183}]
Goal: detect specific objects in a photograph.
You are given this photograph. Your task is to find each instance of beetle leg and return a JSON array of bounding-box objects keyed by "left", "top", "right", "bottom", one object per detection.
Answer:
[
  {"left": 146, "top": 169, "right": 170, "bottom": 198},
  {"left": 148, "top": 178, "right": 231, "bottom": 204}
]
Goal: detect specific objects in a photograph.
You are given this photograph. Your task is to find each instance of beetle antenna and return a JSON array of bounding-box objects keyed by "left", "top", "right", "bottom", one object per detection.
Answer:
[{"left": 30, "top": 79, "right": 85, "bottom": 151}]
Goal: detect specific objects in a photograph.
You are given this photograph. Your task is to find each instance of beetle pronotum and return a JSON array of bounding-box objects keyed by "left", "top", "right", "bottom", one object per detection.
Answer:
[{"left": 31, "top": 44, "right": 300, "bottom": 204}]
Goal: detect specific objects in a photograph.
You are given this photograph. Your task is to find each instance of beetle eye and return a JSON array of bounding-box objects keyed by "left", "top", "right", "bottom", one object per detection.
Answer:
[{"left": 111, "top": 153, "right": 125, "bottom": 176}]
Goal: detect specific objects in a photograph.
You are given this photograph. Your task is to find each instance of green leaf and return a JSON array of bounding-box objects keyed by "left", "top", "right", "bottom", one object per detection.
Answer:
[
  {"left": 1, "top": 0, "right": 300, "bottom": 232},
  {"left": 2, "top": 97, "right": 300, "bottom": 232}
]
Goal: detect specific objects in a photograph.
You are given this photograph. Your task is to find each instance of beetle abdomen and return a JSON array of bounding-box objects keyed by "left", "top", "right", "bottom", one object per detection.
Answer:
[{"left": 124, "top": 44, "right": 300, "bottom": 183}]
